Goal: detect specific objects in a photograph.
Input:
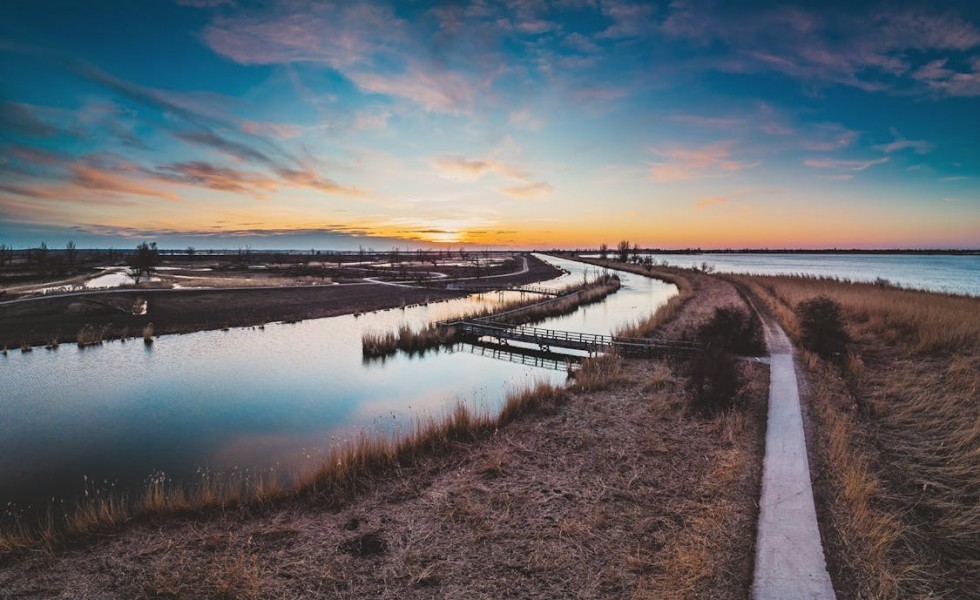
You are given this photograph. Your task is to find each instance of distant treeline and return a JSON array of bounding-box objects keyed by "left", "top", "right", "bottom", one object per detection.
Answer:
[{"left": 560, "top": 248, "right": 980, "bottom": 256}]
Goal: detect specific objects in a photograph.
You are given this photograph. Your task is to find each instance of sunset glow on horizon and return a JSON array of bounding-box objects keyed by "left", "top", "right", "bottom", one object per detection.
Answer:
[{"left": 2, "top": 1, "right": 979, "bottom": 250}]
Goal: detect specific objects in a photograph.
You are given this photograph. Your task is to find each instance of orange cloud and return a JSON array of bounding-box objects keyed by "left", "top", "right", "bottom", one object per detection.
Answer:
[
  {"left": 69, "top": 164, "right": 179, "bottom": 200},
  {"left": 498, "top": 182, "right": 553, "bottom": 200},
  {"left": 694, "top": 196, "right": 728, "bottom": 208}
]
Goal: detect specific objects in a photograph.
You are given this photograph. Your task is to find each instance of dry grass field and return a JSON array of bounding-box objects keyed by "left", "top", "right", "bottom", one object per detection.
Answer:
[{"left": 735, "top": 275, "right": 979, "bottom": 599}]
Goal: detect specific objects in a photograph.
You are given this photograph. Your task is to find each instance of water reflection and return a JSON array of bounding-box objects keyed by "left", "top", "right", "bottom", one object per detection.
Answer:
[{"left": 0, "top": 255, "right": 676, "bottom": 511}]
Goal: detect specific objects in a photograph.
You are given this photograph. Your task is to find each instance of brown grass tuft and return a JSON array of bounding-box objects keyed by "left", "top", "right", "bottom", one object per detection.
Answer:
[{"left": 570, "top": 352, "right": 624, "bottom": 392}]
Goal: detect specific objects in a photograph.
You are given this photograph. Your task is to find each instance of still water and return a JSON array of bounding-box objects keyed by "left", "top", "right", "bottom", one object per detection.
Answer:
[
  {"left": 627, "top": 253, "right": 980, "bottom": 296},
  {"left": 0, "top": 255, "right": 675, "bottom": 510}
]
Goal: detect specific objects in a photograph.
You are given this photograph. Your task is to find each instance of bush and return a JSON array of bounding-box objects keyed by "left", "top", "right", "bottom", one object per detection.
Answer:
[
  {"left": 694, "top": 305, "right": 765, "bottom": 356},
  {"left": 686, "top": 345, "right": 740, "bottom": 414},
  {"left": 796, "top": 295, "right": 849, "bottom": 361},
  {"left": 685, "top": 306, "right": 761, "bottom": 414}
]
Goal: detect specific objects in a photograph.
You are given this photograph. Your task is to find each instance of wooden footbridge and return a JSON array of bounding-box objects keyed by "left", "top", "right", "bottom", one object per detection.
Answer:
[
  {"left": 439, "top": 319, "right": 701, "bottom": 357},
  {"left": 444, "top": 283, "right": 562, "bottom": 296}
]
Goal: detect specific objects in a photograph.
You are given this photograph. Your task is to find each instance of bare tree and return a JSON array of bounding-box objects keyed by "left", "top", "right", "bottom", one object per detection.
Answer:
[
  {"left": 598, "top": 243, "right": 609, "bottom": 260},
  {"left": 631, "top": 243, "right": 640, "bottom": 263},
  {"left": 128, "top": 242, "right": 159, "bottom": 284},
  {"left": 186, "top": 246, "right": 196, "bottom": 257},
  {"left": 65, "top": 240, "right": 77, "bottom": 270},
  {"left": 38, "top": 241, "right": 48, "bottom": 265},
  {"left": 616, "top": 240, "right": 630, "bottom": 262}
]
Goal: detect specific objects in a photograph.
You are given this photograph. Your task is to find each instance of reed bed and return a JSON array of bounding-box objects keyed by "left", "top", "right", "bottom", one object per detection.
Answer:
[
  {"left": 361, "top": 275, "right": 621, "bottom": 359},
  {"left": 76, "top": 324, "right": 107, "bottom": 348},
  {"left": 0, "top": 382, "right": 565, "bottom": 555},
  {"left": 568, "top": 352, "right": 623, "bottom": 392},
  {"left": 736, "top": 273, "right": 980, "bottom": 598}
]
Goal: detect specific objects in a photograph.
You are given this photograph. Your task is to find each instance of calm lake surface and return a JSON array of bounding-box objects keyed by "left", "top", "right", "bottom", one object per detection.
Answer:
[
  {"left": 632, "top": 253, "right": 980, "bottom": 296},
  {"left": 0, "top": 255, "right": 675, "bottom": 512}
]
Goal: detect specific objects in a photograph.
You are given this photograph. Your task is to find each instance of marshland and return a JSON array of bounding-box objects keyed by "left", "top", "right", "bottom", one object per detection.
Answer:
[
  {"left": 1, "top": 248, "right": 978, "bottom": 598},
  {"left": 0, "top": 254, "right": 673, "bottom": 530}
]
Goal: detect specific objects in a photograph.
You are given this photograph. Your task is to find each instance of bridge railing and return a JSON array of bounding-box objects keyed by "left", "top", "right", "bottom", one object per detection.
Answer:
[{"left": 440, "top": 319, "right": 702, "bottom": 355}]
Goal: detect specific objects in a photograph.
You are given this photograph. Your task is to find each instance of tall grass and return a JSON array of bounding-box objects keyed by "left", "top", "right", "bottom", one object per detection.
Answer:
[
  {"left": 76, "top": 324, "right": 106, "bottom": 348},
  {"left": 568, "top": 352, "right": 623, "bottom": 392},
  {"left": 362, "top": 275, "right": 622, "bottom": 359},
  {"left": 0, "top": 382, "right": 566, "bottom": 555},
  {"left": 737, "top": 273, "right": 980, "bottom": 598}
]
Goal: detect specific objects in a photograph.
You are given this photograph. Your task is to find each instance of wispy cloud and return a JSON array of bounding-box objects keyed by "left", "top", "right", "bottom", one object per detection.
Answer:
[
  {"left": 801, "top": 125, "right": 858, "bottom": 151},
  {"left": 912, "top": 57, "right": 980, "bottom": 97},
  {"left": 804, "top": 157, "right": 889, "bottom": 171},
  {"left": 669, "top": 114, "right": 744, "bottom": 128},
  {"left": 498, "top": 182, "right": 553, "bottom": 200},
  {"left": 176, "top": 130, "right": 275, "bottom": 165},
  {"left": 649, "top": 141, "right": 754, "bottom": 182},
  {"left": 154, "top": 161, "right": 279, "bottom": 195},
  {"left": 661, "top": 3, "right": 980, "bottom": 96},
  {"left": 873, "top": 127, "right": 933, "bottom": 154},
  {"left": 431, "top": 155, "right": 526, "bottom": 183},
  {"left": 348, "top": 67, "right": 474, "bottom": 114},
  {"left": 694, "top": 196, "right": 727, "bottom": 208},
  {"left": 509, "top": 108, "right": 544, "bottom": 131},
  {"left": 240, "top": 120, "right": 306, "bottom": 140},
  {"left": 68, "top": 163, "right": 180, "bottom": 200},
  {"left": 431, "top": 154, "right": 551, "bottom": 200},
  {"left": 0, "top": 101, "right": 63, "bottom": 138}
]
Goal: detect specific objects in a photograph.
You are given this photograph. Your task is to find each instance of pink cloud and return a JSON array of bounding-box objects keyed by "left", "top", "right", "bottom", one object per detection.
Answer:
[
  {"left": 69, "top": 164, "right": 180, "bottom": 200},
  {"left": 349, "top": 67, "right": 474, "bottom": 115},
  {"left": 497, "top": 181, "right": 553, "bottom": 200},
  {"left": 649, "top": 141, "right": 755, "bottom": 182},
  {"left": 660, "top": 3, "right": 980, "bottom": 96},
  {"left": 241, "top": 120, "right": 306, "bottom": 140}
]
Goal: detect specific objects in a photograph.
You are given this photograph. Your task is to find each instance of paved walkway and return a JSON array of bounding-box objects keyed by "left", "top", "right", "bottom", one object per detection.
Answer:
[{"left": 751, "top": 303, "right": 836, "bottom": 599}]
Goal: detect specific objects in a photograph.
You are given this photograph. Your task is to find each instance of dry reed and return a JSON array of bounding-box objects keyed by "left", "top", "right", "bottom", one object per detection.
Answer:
[{"left": 737, "top": 273, "right": 979, "bottom": 598}]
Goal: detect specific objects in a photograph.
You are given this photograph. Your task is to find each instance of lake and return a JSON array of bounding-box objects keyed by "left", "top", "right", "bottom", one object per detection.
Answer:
[{"left": 614, "top": 253, "right": 980, "bottom": 296}]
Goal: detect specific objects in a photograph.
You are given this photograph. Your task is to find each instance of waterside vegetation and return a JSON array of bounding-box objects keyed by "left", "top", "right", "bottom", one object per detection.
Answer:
[{"left": 361, "top": 273, "right": 622, "bottom": 359}]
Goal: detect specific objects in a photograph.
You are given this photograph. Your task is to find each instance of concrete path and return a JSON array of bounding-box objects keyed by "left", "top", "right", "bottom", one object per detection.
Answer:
[{"left": 752, "top": 305, "right": 836, "bottom": 599}]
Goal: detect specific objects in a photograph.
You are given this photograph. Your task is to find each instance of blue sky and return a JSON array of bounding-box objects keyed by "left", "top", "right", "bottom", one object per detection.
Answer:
[{"left": 1, "top": 0, "right": 978, "bottom": 249}]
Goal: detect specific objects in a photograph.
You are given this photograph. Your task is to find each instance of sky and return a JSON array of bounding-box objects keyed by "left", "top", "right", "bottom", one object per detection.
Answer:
[{"left": 1, "top": 0, "right": 978, "bottom": 250}]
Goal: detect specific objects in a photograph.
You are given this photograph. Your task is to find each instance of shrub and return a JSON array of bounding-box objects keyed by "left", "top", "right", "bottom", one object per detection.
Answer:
[
  {"left": 685, "top": 306, "right": 760, "bottom": 413},
  {"left": 693, "top": 305, "right": 765, "bottom": 356},
  {"left": 796, "top": 295, "right": 849, "bottom": 361},
  {"left": 686, "top": 344, "right": 740, "bottom": 414}
]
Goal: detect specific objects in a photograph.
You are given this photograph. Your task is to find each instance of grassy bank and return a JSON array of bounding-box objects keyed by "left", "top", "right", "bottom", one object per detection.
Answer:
[
  {"left": 0, "top": 382, "right": 567, "bottom": 555},
  {"left": 361, "top": 274, "right": 621, "bottom": 359},
  {"left": 736, "top": 274, "right": 979, "bottom": 599}
]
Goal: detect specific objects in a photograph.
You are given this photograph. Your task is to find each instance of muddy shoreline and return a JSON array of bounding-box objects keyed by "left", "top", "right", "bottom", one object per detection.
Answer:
[{"left": 0, "top": 255, "right": 563, "bottom": 349}]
